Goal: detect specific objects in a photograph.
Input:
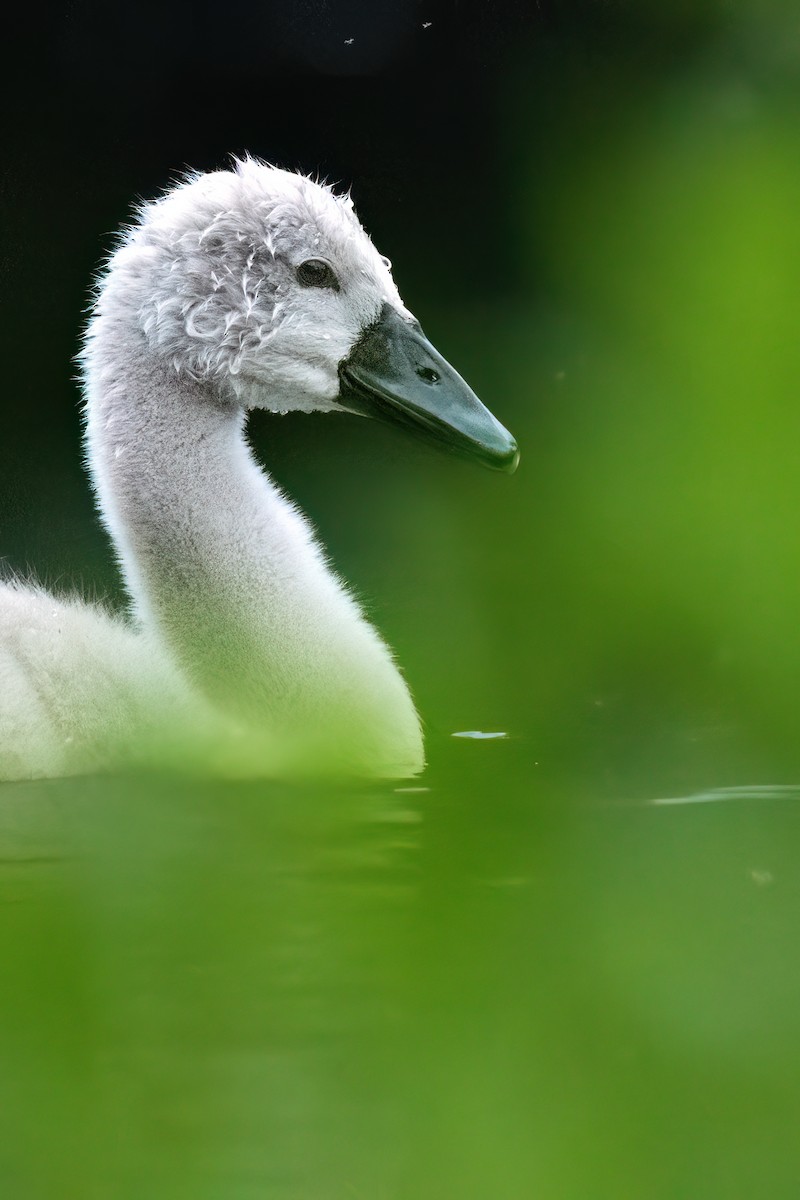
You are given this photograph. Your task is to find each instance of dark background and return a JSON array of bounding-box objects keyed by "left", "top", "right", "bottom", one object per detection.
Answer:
[{"left": 1, "top": 0, "right": 725, "bottom": 589}]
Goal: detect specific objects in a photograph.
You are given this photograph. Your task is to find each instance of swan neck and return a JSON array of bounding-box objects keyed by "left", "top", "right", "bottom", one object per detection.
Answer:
[{"left": 81, "top": 329, "right": 423, "bottom": 775}]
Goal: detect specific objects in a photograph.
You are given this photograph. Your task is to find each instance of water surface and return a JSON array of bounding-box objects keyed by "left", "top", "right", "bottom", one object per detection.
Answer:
[{"left": 2, "top": 735, "right": 799, "bottom": 1199}]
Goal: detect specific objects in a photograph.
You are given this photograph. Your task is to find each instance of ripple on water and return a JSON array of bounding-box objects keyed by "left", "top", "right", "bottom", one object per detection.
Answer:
[{"left": 451, "top": 730, "right": 509, "bottom": 740}]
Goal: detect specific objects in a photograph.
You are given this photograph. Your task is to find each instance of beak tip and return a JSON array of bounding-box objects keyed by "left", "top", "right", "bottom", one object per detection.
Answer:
[
  {"left": 486, "top": 433, "right": 519, "bottom": 474},
  {"left": 501, "top": 440, "right": 520, "bottom": 474}
]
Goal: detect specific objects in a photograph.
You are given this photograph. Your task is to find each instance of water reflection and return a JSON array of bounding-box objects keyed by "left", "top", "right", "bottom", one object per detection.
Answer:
[
  {"left": 645, "top": 783, "right": 800, "bottom": 807},
  {"left": 0, "top": 775, "right": 425, "bottom": 1198},
  {"left": 2, "top": 753, "right": 800, "bottom": 1197}
]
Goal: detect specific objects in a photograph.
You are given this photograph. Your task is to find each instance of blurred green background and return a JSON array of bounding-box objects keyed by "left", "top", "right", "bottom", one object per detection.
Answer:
[{"left": 4, "top": 1, "right": 800, "bottom": 1196}]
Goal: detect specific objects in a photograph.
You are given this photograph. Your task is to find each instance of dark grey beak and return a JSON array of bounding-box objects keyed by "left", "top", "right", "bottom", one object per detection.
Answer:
[{"left": 337, "top": 303, "right": 519, "bottom": 473}]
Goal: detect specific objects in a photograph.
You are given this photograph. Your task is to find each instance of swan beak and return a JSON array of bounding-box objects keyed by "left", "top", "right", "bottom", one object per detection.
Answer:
[{"left": 338, "top": 303, "right": 519, "bottom": 473}]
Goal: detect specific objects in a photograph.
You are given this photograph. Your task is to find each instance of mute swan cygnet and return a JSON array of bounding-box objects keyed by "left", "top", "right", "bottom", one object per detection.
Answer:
[{"left": 0, "top": 158, "right": 518, "bottom": 782}]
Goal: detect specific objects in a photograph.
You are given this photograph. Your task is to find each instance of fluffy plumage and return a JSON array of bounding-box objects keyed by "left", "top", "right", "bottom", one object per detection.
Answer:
[{"left": 0, "top": 158, "right": 452, "bottom": 780}]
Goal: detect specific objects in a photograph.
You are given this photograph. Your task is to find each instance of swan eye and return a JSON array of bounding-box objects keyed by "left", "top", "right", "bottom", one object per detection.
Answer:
[{"left": 297, "top": 258, "right": 340, "bottom": 291}]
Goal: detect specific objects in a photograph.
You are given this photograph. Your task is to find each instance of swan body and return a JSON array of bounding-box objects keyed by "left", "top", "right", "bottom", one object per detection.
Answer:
[{"left": 0, "top": 158, "right": 517, "bottom": 781}]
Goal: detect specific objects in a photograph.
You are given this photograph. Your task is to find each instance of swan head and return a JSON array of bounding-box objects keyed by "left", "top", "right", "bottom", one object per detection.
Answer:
[{"left": 96, "top": 157, "right": 518, "bottom": 472}]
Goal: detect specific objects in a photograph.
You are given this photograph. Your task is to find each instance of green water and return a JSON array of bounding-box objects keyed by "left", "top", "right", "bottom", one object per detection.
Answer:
[
  {"left": 5, "top": 11, "right": 800, "bottom": 1195},
  {"left": 2, "top": 761, "right": 800, "bottom": 1198}
]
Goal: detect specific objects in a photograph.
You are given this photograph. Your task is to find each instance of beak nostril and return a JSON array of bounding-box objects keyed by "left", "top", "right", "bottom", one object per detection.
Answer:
[{"left": 416, "top": 366, "right": 440, "bottom": 384}]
